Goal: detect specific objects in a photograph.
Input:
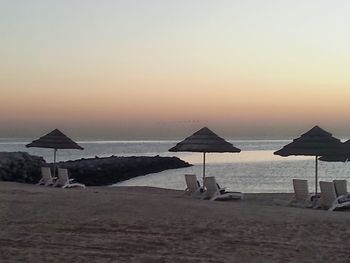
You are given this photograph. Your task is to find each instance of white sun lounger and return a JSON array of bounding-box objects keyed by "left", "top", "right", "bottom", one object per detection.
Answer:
[
  {"left": 184, "top": 174, "right": 203, "bottom": 198},
  {"left": 333, "top": 180, "right": 347, "bottom": 197},
  {"left": 290, "top": 179, "right": 313, "bottom": 207},
  {"left": 37, "top": 167, "right": 56, "bottom": 186},
  {"left": 203, "top": 176, "right": 243, "bottom": 201},
  {"left": 54, "top": 168, "right": 86, "bottom": 188},
  {"left": 319, "top": 181, "right": 350, "bottom": 211}
]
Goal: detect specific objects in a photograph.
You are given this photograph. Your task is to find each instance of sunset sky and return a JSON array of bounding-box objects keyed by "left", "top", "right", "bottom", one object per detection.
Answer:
[{"left": 1, "top": 1, "right": 350, "bottom": 139}]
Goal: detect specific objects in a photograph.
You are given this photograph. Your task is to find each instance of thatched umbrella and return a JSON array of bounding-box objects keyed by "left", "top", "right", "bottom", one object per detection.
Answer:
[
  {"left": 319, "top": 139, "right": 350, "bottom": 162},
  {"left": 274, "top": 125, "right": 342, "bottom": 194},
  {"left": 318, "top": 140, "right": 350, "bottom": 182},
  {"left": 26, "top": 129, "right": 83, "bottom": 175},
  {"left": 169, "top": 127, "right": 241, "bottom": 180}
]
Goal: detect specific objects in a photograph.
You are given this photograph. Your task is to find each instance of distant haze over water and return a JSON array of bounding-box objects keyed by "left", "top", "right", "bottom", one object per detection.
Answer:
[{"left": 1, "top": 123, "right": 350, "bottom": 141}]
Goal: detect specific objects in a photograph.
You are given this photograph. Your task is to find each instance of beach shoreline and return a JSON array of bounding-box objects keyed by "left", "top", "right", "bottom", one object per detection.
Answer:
[{"left": 1, "top": 182, "right": 350, "bottom": 262}]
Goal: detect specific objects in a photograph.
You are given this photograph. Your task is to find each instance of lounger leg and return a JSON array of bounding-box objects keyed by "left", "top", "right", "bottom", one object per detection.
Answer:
[
  {"left": 328, "top": 206, "right": 336, "bottom": 211},
  {"left": 209, "top": 191, "right": 220, "bottom": 201},
  {"left": 37, "top": 178, "right": 44, "bottom": 185}
]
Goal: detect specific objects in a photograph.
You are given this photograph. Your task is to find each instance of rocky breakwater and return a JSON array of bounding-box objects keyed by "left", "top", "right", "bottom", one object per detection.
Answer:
[
  {"left": 0, "top": 152, "right": 46, "bottom": 183},
  {"left": 59, "top": 155, "right": 192, "bottom": 186},
  {"left": 0, "top": 152, "right": 191, "bottom": 186}
]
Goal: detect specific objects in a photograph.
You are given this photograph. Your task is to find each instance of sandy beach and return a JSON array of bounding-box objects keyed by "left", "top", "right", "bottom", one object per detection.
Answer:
[{"left": 1, "top": 182, "right": 350, "bottom": 262}]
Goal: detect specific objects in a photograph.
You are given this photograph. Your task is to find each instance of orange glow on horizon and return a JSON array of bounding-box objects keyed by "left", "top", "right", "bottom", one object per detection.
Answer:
[{"left": 2, "top": 1, "right": 350, "bottom": 138}]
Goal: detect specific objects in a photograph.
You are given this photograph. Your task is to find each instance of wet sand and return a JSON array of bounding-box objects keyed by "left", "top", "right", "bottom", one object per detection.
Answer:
[{"left": 1, "top": 182, "right": 350, "bottom": 262}]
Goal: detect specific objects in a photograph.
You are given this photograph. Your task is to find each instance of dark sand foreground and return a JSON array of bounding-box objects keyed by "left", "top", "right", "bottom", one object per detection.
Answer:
[{"left": 1, "top": 182, "right": 350, "bottom": 262}]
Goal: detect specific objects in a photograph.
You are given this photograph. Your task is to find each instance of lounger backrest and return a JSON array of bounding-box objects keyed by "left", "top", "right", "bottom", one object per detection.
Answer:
[
  {"left": 292, "top": 179, "right": 309, "bottom": 202},
  {"left": 58, "top": 168, "right": 70, "bottom": 186},
  {"left": 184, "top": 174, "right": 199, "bottom": 193},
  {"left": 41, "top": 167, "right": 52, "bottom": 183},
  {"left": 333, "top": 180, "right": 347, "bottom": 197},
  {"left": 319, "top": 181, "right": 337, "bottom": 209},
  {"left": 203, "top": 176, "right": 219, "bottom": 198}
]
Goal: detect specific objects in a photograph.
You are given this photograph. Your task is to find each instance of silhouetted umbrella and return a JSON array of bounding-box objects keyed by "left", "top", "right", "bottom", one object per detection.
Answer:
[
  {"left": 274, "top": 125, "right": 342, "bottom": 194},
  {"left": 319, "top": 139, "right": 350, "bottom": 162},
  {"left": 169, "top": 127, "right": 241, "bottom": 180},
  {"left": 26, "top": 129, "right": 83, "bottom": 175}
]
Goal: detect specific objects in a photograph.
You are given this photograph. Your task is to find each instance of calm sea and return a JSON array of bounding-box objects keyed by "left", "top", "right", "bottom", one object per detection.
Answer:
[{"left": 0, "top": 139, "right": 348, "bottom": 193}]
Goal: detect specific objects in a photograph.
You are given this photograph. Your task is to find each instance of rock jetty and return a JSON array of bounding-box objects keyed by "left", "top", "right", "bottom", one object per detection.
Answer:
[
  {"left": 0, "top": 152, "right": 46, "bottom": 183},
  {"left": 59, "top": 155, "right": 191, "bottom": 186},
  {"left": 0, "top": 152, "right": 191, "bottom": 186}
]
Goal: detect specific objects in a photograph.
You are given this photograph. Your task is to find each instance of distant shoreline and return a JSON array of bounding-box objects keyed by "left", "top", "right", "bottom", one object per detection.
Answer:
[{"left": 0, "top": 138, "right": 295, "bottom": 143}]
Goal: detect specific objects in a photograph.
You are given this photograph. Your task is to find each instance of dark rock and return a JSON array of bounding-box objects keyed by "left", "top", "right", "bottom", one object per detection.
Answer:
[
  {"left": 58, "top": 156, "right": 192, "bottom": 186},
  {"left": 0, "top": 152, "right": 46, "bottom": 183},
  {"left": 0, "top": 152, "right": 192, "bottom": 186}
]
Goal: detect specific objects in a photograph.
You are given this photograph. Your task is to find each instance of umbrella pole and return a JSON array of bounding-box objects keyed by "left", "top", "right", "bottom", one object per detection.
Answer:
[
  {"left": 203, "top": 152, "right": 206, "bottom": 181},
  {"left": 315, "top": 155, "right": 318, "bottom": 195},
  {"left": 53, "top": 149, "right": 57, "bottom": 177}
]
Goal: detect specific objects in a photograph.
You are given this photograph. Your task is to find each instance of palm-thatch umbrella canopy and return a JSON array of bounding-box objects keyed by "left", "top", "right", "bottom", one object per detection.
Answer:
[
  {"left": 169, "top": 127, "right": 241, "bottom": 180},
  {"left": 26, "top": 129, "right": 83, "bottom": 175},
  {"left": 274, "top": 125, "right": 342, "bottom": 194},
  {"left": 319, "top": 139, "right": 350, "bottom": 162}
]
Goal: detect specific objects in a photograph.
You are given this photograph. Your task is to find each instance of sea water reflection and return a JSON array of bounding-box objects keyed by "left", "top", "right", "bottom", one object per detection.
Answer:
[{"left": 0, "top": 139, "right": 348, "bottom": 193}]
